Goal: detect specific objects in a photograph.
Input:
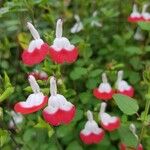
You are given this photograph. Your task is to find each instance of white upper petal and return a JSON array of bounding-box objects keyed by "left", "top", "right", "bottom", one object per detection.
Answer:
[
  {"left": 98, "top": 83, "right": 112, "bottom": 93},
  {"left": 81, "top": 120, "right": 103, "bottom": 135},
  {"left": 116, "top": 80, "right": 131, "bottom": 92},
  {"left": 28, "top": 39, "right": 44, "bottom": 52},
  {"left": 130, "top": 12, "right": 141, "bottom": 18},
  {"left": 20, "top": 92, "right": 44, "bottom": 108},
  {"left": 44, "top": 94, "right": 74, "bottom": 114},
  {"left": 71, "top": 22, "right": 83, "bottom": 33},
  {"left": 142, "top": 12, "right": 150, "bottom": 20},
  {"left": 99, "top": 113, "right": 118, "bottom": 126},
  {"left": 51, "top": 37, "right": 74, "bottom": 52}
]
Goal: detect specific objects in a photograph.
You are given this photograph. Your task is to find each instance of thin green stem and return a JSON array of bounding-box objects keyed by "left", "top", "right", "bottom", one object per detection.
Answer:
[
  {"left": 54, "top": 132, "right": 63, "bottom": 150},
  {"left": 138, "top": 86, "right": 150, "bottom": 147}
]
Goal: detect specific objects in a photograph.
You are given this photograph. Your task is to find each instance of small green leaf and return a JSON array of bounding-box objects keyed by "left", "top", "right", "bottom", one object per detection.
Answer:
[
  {"left": 113, "top": 94, "right": 139, "bottom": 115},
  {"left": 0, "top": 87, "right": 14, "bottom": 103},
  {"left": 0, "top": 129, "right": 10, "bottom": 147},
  {"left": 4, "top": 72, "right": 11, "bottom": 88},
  {"left": 138, "top": 22, "right": 150, "bottom": 31}
]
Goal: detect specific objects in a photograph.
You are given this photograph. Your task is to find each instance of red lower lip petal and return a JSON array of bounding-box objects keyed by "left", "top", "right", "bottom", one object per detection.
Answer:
[
  {"left": 101, "top": 118, "right": 120, "bottom": 131},
  {"left": 119, "top": 143, "right": 143, "bottom": 150},
  {"left": 93, "top": 88, "right": 115, "bottom": 100},
  {"left": 80, "top": 131, "right": 105, "bottom": 145},
  {"left": 14, "top": 96, "right": 48, "bottom": 114},
  {"left": 43, "top": 106, "right": 76, "bottom": 126},
  {"left": 22, "top": 43, "right": 49, "bottom": 66},
  {"left": 127, "top": 17, "right": 142, "bottom": 23},
  {"left": 116, "top": 87, "right": 134, "bottom": 97},
  {"left": 49, "top": 47, "right": 78, "bottom": 64}
]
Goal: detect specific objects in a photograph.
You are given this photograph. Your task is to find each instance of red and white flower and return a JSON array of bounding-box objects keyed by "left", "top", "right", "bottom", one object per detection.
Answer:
[
  {"left": 22, "top": 22, "right": 49, "bottom": 66},
  {"left": 14, "top": 75, "right": 48, "bottom": 114},
  {"left": 43, "top": 76, "right": 76, "bottom": 126},
  {"left": 99, "top": 102, "right": 120, "bottom": 131},
  {"left": 93, "top": 73, "right": 114, "bottom": 101},
  {"left": 119, "top": 143, "right": 143, "bottom": 150},
  {"left": 141, "top": 4, "right": 150, "bottom": 21},
  {"left": 128, "top": 4, "right": 142, "bottom": 22},
  {"left": 49, "top": 19, "right": 78, "bottom": 64},
  {"left": 115, "top": 70, "right": 134, "bottom": 97},
  {"left": 80, "top": 110, "right": 105, "bottom": 144}
]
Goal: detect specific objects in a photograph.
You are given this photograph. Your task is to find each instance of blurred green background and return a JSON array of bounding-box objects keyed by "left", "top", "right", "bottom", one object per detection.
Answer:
[{"left": 1, "top": 0, "right": 150, "bottom": 149}]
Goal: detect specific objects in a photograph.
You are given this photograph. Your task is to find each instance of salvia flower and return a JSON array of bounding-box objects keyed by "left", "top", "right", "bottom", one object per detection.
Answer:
[
  {"left": 70, "top": 15, "right": 83, "bottom": 33},
  {"left": 115, "top": 70, "right": 134, "bottom": 97},
  {"left": 9, "top": 111, "right": 23, "bottom": 129},
  {"left": 134, "top": 27, "right": 144, "bottom": 41},
  {"left": 42, "top": 76, "right": 76, "bottom": 126},
  {"left": 49, "top": 19, "right": 78, "bottom": 64},
  {"left": 80, "top": 110, "right": 105, "bottom": 145},
  {"left": 99, "top": 102, "right": 120, "bottom": 131},
  {"left": 21, "top": 22, "right": 49, "bottom": 66},
  {"left": 91, "top": 11, "right": 102, "bottom": 27},
  {"left": 14, "top": 75, "right": 48, "bottom": 114},
  {"left": 93, "top": 73, "right": 114, "bottom": 101},
  {"left": 141, "top": 4, "right": 150, "bottom": 21},
  {"left": 128, "top": 4, "right": 142, "bottom": 22}
]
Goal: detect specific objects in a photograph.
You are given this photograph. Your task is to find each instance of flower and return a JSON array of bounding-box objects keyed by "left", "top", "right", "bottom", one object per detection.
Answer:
[
  {"left": 9, "top": 111, "right": 23, "bottom": 129},
  {"left": 70, "top": 15, "right": 83, "bottom": 33},
  {"left": 49, "top": 19, "right": 78, "bottom": 64},
  {"left": 119, "top": 143, "right": 143, "bottom": 150},
  {"left": 80, "top": 110, "right": 105, "bottom": 144},
  {"left": 115, "top": 70, "right": 134, "bottom": 97},
  {"left": 28, "top": 70, "right": 48, "bottom": 80},
  {"left": 21, "top": 22, "right": 49, "bottom": 66},
  {"left": 42, "top": 76, "right": 76, "bottom": 126},
  {"left": 128, "top": 4, "right": 142, "bottom": 22},
  {"left": 14, "top": 75, "right": 48, "bottom": 114},
  {"left": 134, "top": 27, "right": 144, "bottom": 41},
  {"left": 91, "top": 11, "right": 102, "bottom": 27},
  {"left": 141, "top": 3, "right": 150, "bottom": 21},
  {"left": 99, "top": 102, "right": 120, "bottom": 131},
  {"left": 93, "top": 73, "right": 115, "bottom": 101}
]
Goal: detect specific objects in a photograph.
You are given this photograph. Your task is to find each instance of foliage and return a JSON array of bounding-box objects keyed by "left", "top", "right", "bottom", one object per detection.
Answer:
[{"left": 1, "top": 0, "right": 150, "bottom": 150}]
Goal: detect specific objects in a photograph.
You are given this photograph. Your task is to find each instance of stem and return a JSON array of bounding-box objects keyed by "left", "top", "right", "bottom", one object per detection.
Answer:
[
  {"left": 54, "top": 132, "right": 63, "bottom": 150},
  {"left": 138, "top": 86, "right": 150, "bottom": 147}
]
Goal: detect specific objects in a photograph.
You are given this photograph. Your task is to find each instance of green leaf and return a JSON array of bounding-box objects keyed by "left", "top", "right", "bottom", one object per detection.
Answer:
[
  {"left": 56, "top": 124, "right": 74, "bottom": 138},
  {"left": 88, "top": 69, "right": 103, "bottom": 78},
  {"left": 66, "top": 141, "right": 83, "bottom": 150},
  {"left": 138, "top": 22, "right": 150, "bottom": 31},
  {"left": 4, "top": 72, "right": 11, "bottom": 88},
  {"left": 118, "top": 124, "right": 138, "bottom": 147},
  {"left": 17, "top": 32, "right": 30, "bottom": 49},
  {"left": 70, "top": 67, "right": 87, "bottom": 80},
  {"left": 34, "top": 117, "right": 54, "bottom": 138},
  {"left": 79, "top": 92, "right": 93, "bottom": 104},
  {"left": 0, "top": 87, "right": 14, "bottom": 103},
  {"left": 0, "top": 129, "right": 10, "bottom": 147},
  {"left": 113, "top": 94, "right": 139, "bottom": 115}
]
